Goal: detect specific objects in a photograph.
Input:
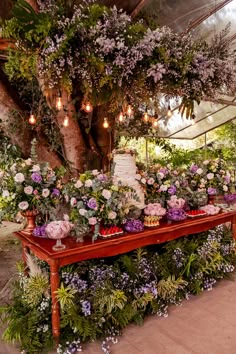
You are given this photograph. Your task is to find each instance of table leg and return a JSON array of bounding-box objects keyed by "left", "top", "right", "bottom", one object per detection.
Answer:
[
  {"left": 50, "top": 260, "right": 60, "bottom": 342},
  {"left": 22, "top": 242, "right": 29, "bottom": 275},
  {"left": 232, "top": 215, "right": 236, "bottom": 240}
]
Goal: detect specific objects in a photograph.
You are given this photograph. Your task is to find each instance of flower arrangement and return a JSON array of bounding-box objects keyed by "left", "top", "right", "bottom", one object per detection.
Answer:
[
  {"left": 124, "top": 219, "right": 144, "bottom": 232},
  {"left": 144, "top": 203, "right": 166, "bottom": 217},
  {"left": 166, "top": 208, "right": 187, "bottom": 221},
  {"left": 200, "top": 204, "right": 221, "bottom": 215},
  {"left": 2, "top": 225, "right": 235, "bottom": 354},
  {"left": 167, "top": 195, "right": 186, "bottom": 209},
  {"left": 63, "top": 171, "right": 137, "bottom": 234},
  {"left": 0, "top": 157, "right": 62, "bottom": 222}
]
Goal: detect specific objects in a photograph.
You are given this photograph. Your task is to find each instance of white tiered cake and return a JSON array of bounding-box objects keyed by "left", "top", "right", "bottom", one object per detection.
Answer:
[{"left": 113, "top": 151, "right": 145, "bottom": 209}]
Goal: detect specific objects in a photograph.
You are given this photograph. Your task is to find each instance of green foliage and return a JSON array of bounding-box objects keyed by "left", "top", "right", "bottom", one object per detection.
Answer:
[
  {"left": 1, "top": 225, "right": 236, "bottom": 353},
  {"left": 23, "top": 273, "right": 49, "bottom": 307}
]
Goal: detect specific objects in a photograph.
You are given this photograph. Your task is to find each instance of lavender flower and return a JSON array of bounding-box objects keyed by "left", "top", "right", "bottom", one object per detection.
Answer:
[
  {"left": 168, "top": 185, "right": 177, "bottom": 195},
  {"left": 87, "top": 197, "right": 98, "bottom": 210},
  {"left": 31, "top": 172, "right": 42, "bottom": 183},
  {"left": 81, "top": 300, "right": 91, "bottom": 316},
  {"left": 124, "top": 219, "right": 144, "bottom": 232},
  {"left": 167, "top": 208, "right": 186, "bottom": 221},
  {"left": 33, "top": 225, "right": 47, "bottom": 237},
  {"left": 207, "top": 187, "right": 217, "bottom": 195},
  {"left": 224, "top": 194, "right": 236, "bottom": 204},
  {"left": 190, "top": 164, "right": 198, "bottom": 173},
  {"left": 52, "top": 188, "right": 60, "bottom": 197}
]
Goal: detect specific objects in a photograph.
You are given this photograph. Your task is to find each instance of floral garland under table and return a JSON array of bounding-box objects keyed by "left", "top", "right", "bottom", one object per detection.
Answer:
[{"left": 14, "top": 210, "right": 236, "bottom": 343}]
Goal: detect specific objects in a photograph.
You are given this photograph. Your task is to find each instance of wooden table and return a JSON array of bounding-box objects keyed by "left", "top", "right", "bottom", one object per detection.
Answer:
[{"left": 14, "top": 211, "right": 236, "bottom": 341}]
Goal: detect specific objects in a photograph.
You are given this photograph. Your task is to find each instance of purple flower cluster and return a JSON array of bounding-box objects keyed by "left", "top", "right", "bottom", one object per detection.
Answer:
[
  {"left": 124, "top": 219, "right": 144, "bottom": 232},
  {"left": 87, "top": 197, "right": 98, "bottom": 210},
  {"left": 33, "top": 225, "right": 47, "bottom": 237},
  {"left": 31, "top": 172, "right": 42, "bottom": 183},
  {"left": 224, "top": 193, "right": 236, "bottom": 204},
  {"left": 52, "top": 188, "right": 60, "bottom": 197},
  {"left": 168, "top": 185, "right": 176, "bottom": 195},
  {"left": 167, "top": 208, "right": 186, "bottom": 221},
  {"left": 61, "top": 272, "right": 88, "bottom": 293},
  {"left": 81, "top": 300, "right": 91, "bottom": 316},
  {"left": 207, "top": 187, "right": 217, "bottom": 195}
]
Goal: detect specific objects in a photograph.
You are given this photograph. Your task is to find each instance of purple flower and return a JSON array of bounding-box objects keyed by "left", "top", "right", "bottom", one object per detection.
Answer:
[
  {"left": 87, "top": 197, "right": 98, "bottom": 210},
  {"left": 124, "top": 219, "right": 144, "bottom": 232},
  {"left": 31, "top": 172, "right": 42, "bottom": 183},
  {"left": 224, "top": 194, "right": 236, "bottom": 204},
  {"left": 97, "top": 173, "right": 108, "bottom": 182},
  {"left": 168, "top": 185, "right": 176, "bottom": 195},
  {"left": 52, "top": 188, "right": 60, "bottom": 197},
  {"left": 81, "top": 300, "right": 91, "bottom": 316},
  {"left": 224, "top": 176, "right": 231, "bottom": 184},
  {"left": 33, "top": 225, "right": 47, "bottom": 237},
  {"left": 167, "top": 208, "right": 186, "bottom": 221},
  {"left": 207, "top": 187, "right": 217, "bottom": 195},
  {"left": 190, "top": 164, "right": 198, "bottom": 173}
]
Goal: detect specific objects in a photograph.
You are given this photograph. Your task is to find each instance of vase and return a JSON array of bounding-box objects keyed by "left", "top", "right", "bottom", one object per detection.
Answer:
[{"left": 21, "top": 210, "right": 39, "bottom": 235}]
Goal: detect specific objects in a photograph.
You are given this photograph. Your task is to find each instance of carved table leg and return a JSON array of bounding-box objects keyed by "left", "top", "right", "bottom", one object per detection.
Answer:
[
  {"left": 50, "top": 260, "right": 60, "bottom": 343},
  {"left": 22, "top": 242, "right": 29, "bottom": 275},
  {"left": 232, "top": 215, "right": 236, "bottom": 240}
]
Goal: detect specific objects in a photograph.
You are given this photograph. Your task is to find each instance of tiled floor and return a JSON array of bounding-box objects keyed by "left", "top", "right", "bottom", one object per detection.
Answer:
[{"left": 1, "top": 222, "right": 236, "bottom": 354}]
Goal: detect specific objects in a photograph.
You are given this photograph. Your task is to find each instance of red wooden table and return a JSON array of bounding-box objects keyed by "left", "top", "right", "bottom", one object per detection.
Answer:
[{"left": 13, "top": 210, "right": 236, "bottom": 341}]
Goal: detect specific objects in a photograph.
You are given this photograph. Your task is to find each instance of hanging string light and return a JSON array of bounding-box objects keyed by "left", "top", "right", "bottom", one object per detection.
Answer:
[
  {"left": 118, "top": 112, "right": 124, "bottom": 122},
  {"left": 143, "top": 112, "right": 149, "bottom": 123},
  {"left": 84, "top": 102, "right": 93, "bottom": 113},
  {"left": 103, "top": 117, "right": 109, "bottom": 128},
  {"left": 126, "top": 105, "right": 133, "bottom": 117},
  {"left": 63, "top": 114, "right": 69, "bottom": 127},
  {"left": 167, "top": 105, "right": 172, "bottom": 117},
  {"left": 152, "top": 118, "right": 158, "bottom": 128},
  {"left": 56, "top": 92, "right": 63, "bottom": 110},
  {"left": 28, "top": 112, "right": 36, "bottom": 125}
]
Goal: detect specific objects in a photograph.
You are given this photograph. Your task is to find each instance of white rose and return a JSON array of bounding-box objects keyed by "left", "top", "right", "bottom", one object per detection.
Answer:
[
  {"left": 108, "top": 211, "right": 117, "bottom": 220},
  {"left": 25, "top": 158, "right": 33, "bottom": 166},
  {"left": 74, "top": 180, "right": 83, "bottom": 188},
  {"left": 14, "top": 173, "right": 25, "bottom": 183},
  {"left": 10, "top": 164, "right": 16, "bottom": 173},
  {"left": 0, "top": 171, "right": 4, "bottom": 179},
  {"left": 158, "top": 172, "right": 164, "bottom": 180},
  {"left": 147, "top": 178, "right": 155, "bottom": 185},
  {"left": 18, "top": 201, "right": 29, "bottom": 210},
  {"left": 135, "top": 174, "right": 141, "bottom": 181},
  {"left": 32, "top": 164, "right": 40, "bottom": 172},
  {"left": 203, "top": 160, "right": 209, "bottom": 165},
  {"left": 42, "top": 188, "right": 50, "bottom": 197},
  {"left": 207, "top": 173, "right": 214, "bottom": 180},
  {"left": 175, "top": 181, "right": 180, "bottom": 187},
  {"left": 79, "top": 208, "right": 87, "bottom": 216},
  {"left": 196, "top": 168, "right": 203, "bottom": 175},
  {"left": 159, "top": 185, "right": 168, "bottom": 192},
  {"left": 141, "top": 178, "right": 146, "bottom": 184},
  {"left": 88, "top": 217, "right": 97, "bottom": 225},
  {"left": 85, "top": 179, "right": 93, "bottom": 187},
  {"left": 2, "top": 190, "right": 9, "bottom": 197},
  {"left": 223, "top": 185, "right": 228, "bottom": 192},
  {"left": 24, "top": 186, "right": 33, "bottom": 195},
  {"left": 102, "top": 189, "right": 111, "bottom": 199},
  {"left": 70, "top": 197, "right": 77, "bottom": 206},
  {"left": 92, "top": 169, "right": 99, "bottom": 176}
]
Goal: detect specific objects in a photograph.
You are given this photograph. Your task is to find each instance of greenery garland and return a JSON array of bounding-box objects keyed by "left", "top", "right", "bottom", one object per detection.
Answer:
[
  {"left": 1, "top": 225, "right": 235, "bottom": 353},
  {"left": 2, "top": 0, "right": 235, "bottom": 117}
]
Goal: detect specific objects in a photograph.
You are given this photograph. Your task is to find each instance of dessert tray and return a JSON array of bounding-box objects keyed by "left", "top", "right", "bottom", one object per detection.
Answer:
[
  {"left": 98, "top": 226, "right": 124, "bottom": 239},
  {"left": 186, "top": 210, "right": 207, "bottom": 218}
]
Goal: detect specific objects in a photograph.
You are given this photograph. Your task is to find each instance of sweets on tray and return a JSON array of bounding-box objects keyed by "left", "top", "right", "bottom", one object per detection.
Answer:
[
  {"left": 186, "top": 210, "right": 207, "bottom": 218},
  {"left": 98, "top": 226, "right": 124, "bottom": 238}
]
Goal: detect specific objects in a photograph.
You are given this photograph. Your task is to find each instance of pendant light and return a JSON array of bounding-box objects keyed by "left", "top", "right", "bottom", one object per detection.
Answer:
[
  {"left": 56, "top": 92, "right": 63, "bottom": 110},
  {"left": 63, "top": 114, "right": 69, "bottom": 127},
  {"left": 167, "top": 105, "right": 172, "bottom": 118},
  {"left": 118, "top": 112, "right": 124, "bottom": 122},
  {"left": 103, "top": 117, "right": 109, "bottom": 128},
  {"left": 143, "top": 112, "right": 149, "bottom": 122},
  {"left": 84, "top": 102, "right": 93, "bottom": 113},
  {"left": 29, "top": 112, "right": 36, "bottom": 125},
  {"left": 126, "top": 105, "right": 133, "bottom": 117}
]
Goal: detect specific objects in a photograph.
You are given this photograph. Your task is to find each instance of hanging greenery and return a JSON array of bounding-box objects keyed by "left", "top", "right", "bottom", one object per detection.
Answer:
[{"left": 2, "top": 0, "right": 235, "bottom": 118}]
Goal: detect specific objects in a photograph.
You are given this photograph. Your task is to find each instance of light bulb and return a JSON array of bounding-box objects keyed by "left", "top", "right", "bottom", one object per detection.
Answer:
[
  {"left": 56, "top": 96, "right": 63, "bottom": 110},
  {"left": 85, "top": 102, "right": 93, "bottom": 113},
  {"left": 29, "top": 113, "right": 36, "bottom": 125},
  {"left": 118, "top": 112, "right": 124, "bottom": 122},
  {"left": 126, "top": 105, "right": 133, "bottom": 117},
  {"left": 167, "top": 105, "right": 172, "bottom": 117},
  {"left": 152, "top": 119, "right": 158, "bottom": 128},
  {"left": 103, "top": 117, "right": 109, "bottom": 128},
  {"left": 143, "top": 112, "right": 149, "bottom": 122},
  {"left": 63, "top": 115, "right": 69, "bottom": 127}
]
